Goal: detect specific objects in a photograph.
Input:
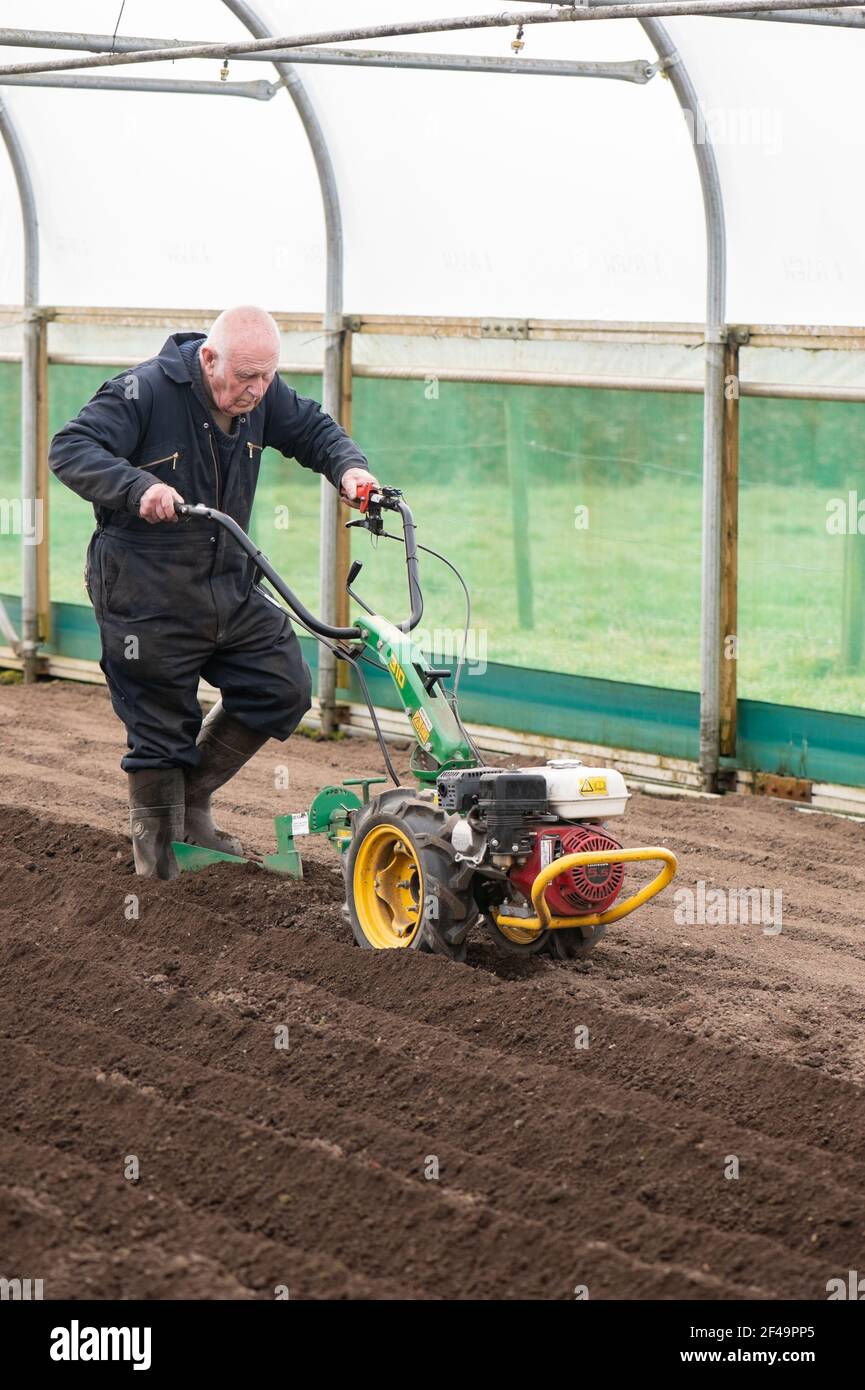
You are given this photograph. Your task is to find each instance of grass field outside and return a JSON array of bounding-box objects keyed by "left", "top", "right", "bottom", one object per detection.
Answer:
[{"left": 1, "top": 362, "right": 863, "bottom": 716}]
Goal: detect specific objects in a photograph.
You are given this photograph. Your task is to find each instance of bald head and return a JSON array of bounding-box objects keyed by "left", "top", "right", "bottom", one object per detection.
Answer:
[{"left": 200, "top": 305, "right": 280, "bottom": 418}]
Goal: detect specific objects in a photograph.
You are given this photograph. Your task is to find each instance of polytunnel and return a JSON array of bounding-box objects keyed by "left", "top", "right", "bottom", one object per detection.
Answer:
[{"left": 2, "top": 0, "right": 865, "bottom": 802}]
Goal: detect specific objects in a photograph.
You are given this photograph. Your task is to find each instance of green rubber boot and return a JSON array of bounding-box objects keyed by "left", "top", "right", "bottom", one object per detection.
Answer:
[
  {"left": 183, "top": 701, "right": 268, "bottom": 857},
  {"left": 128, "top": 768, "right": 185, "bottom": 880}
]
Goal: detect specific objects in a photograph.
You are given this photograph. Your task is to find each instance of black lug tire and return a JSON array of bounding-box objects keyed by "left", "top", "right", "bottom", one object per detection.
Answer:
[
  {"left": 346, "top": 793, "right": 474, "bottom": 960},
  {"left": 547, "top": 923, "right": 609, "bottom": 960}
]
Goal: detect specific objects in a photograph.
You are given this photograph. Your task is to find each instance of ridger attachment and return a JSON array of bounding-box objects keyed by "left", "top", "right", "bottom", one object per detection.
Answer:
[{"left": 172, "top": 493, "right": 677, "bottom": 958}]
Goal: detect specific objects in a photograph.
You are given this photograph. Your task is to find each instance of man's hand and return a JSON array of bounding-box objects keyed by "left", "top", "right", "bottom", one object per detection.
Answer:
[
  {"left": 339, "top": 467, "right": 380, "bottom": 509},
  {"left": 139, "top": 482, "right": 185, "bottom": 523}
]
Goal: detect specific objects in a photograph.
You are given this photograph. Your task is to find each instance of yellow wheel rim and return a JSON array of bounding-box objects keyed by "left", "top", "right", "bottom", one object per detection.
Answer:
[{"left": 353, "top": 823, "right": 424, "bottom": 949}]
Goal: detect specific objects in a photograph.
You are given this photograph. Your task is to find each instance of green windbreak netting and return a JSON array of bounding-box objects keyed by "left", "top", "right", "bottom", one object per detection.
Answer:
[
  {"left": 2, "top": 361, "right": 705, "bottom": 695},
  {"left": 3, "top": 357, "right": 864, "bottom": 721},
  {"left": 739, "top": 397, "right": 865, "bottom": 717},
  {"left": 0, "top": 362, "right": 329, "bottom": 616},
  {"left": 343, "top": 377, "right": 703, "bottom": 690},
  {"left": 0, "top": 362, "right": 21, "bottom": 595}
]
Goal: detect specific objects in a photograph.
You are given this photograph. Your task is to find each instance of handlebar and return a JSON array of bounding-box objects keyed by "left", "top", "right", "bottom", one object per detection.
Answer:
[
  {"left": 361, "top": 489, "right": 424, "bottom": 635},
  {"left": 175, "top": 486, "right": 423, "bottom": 640}
]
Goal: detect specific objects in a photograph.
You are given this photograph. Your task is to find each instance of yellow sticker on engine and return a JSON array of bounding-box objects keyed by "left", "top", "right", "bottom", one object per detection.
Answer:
[
  {"left": 580, "top": 776, "right": 608, "bottom": 795},
  {"left": 411, "top": 708, "right": 433, "bottom": 744}
]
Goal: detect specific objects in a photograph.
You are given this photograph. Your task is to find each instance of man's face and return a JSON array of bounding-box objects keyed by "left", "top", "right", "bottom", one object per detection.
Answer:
[{"left": 200, "top": 340, "right": 279, "bottom": 416}]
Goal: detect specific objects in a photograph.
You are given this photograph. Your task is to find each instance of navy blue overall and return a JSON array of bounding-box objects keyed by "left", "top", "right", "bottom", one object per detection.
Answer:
[{"left": 49, "top": 332, "right": 368, "bottom": 771}]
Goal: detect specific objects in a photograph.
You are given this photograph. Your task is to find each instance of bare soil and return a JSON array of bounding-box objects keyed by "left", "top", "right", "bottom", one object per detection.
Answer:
[{"left": 1, "top": 679, "right": 864, "bottom": 1300}]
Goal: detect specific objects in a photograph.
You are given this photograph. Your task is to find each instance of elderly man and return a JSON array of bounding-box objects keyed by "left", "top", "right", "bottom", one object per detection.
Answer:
[{"left": 49, "top": 305, "right": 378, "bottom": 879}]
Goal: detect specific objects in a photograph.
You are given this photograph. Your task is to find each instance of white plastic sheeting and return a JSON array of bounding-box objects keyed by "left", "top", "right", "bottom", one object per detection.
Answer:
[{"left": 1, "top": 2, "right": 864, "bottom": 325}]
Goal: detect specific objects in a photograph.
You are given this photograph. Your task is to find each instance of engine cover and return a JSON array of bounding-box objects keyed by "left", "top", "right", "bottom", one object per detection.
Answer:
[
  {"left": 436, "top": 767, "right": 548, "bottom": 853},
  {"left": 509, "top": 823, "right": 625, "bottom": 916},
  {"left": 436, "top": 767, "right": 548, "bottom": 816}
]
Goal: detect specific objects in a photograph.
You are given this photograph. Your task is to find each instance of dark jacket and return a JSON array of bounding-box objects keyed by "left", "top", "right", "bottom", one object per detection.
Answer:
[{"left": 49, "top": 331, "right": 368, "bottom": 533}]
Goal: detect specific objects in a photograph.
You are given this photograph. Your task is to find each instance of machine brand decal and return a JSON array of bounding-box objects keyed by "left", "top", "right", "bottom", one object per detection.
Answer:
[
  {"left": 388, "top": 654, "right": 406, "bottom": 687},
  {"left": 411, "top": 708, "right": 433, "bottom": 744},
  {"left": 580, "top": 777, "right": 608, "bottom": 795}
]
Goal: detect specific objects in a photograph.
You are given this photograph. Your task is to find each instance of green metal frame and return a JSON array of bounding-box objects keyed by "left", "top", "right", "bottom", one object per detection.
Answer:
[
  {"left": 226, "top": 608, "right": 481, "bottom": 872},
  {"left": 352, "top": 613, "right": 476, "bottom": 781},
  {"left": 172, "top": 812, "right": 306, "bottom": 877}
]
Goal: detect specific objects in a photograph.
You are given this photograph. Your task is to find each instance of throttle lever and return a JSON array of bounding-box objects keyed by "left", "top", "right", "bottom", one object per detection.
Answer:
[{"left": 346, "top": 557, "right": 375, "bottom": 616}]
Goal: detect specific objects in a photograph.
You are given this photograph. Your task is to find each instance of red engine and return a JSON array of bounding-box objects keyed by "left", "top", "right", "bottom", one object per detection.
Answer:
[{"left": 508, "top": 823, "right": 625, "bottom": 916}]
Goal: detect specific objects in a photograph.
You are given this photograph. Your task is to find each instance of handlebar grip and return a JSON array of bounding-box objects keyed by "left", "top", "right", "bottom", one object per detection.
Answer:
[{"left": 172, "top": 493, "right": 422, "bottom": 637}]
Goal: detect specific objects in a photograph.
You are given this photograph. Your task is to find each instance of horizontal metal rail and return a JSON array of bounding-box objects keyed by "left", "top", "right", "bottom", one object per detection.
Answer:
[
  {"left": 0, "top": 74, "right": 277, "bottom": 98},
  {"left": 584, "top": 0, "right": 865, "bottom": 25},
  {"left": 1, "top": 4, "right": 862, "bottom": 79},
  {"left": 5, "top": 307, "right": 865, "bottom": 351},
  {"left": 3, "top": 350, "right": 865, "bottom": 403},
  {"left": 732, "top": 6, "right": 865, "bottom": 23},
  {"left": 0, "top": 32, "right": 657, "bottom": 84}
]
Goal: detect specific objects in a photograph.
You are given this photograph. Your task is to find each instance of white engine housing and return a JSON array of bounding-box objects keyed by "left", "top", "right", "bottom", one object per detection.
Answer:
[{"left": 522, "top": 758, "right": 630, "bottom": 819}]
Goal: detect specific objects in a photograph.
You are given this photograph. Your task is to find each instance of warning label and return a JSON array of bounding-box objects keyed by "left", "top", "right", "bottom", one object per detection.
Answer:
[
  {"left": 291, "top": 812, "right": 310, "bottom": 836},
  {"left": 411, "top": 708, "right": 433, "bottom": 744},
  {"left": 580, "top": 777, "right": 608, "bottom": 795}
]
